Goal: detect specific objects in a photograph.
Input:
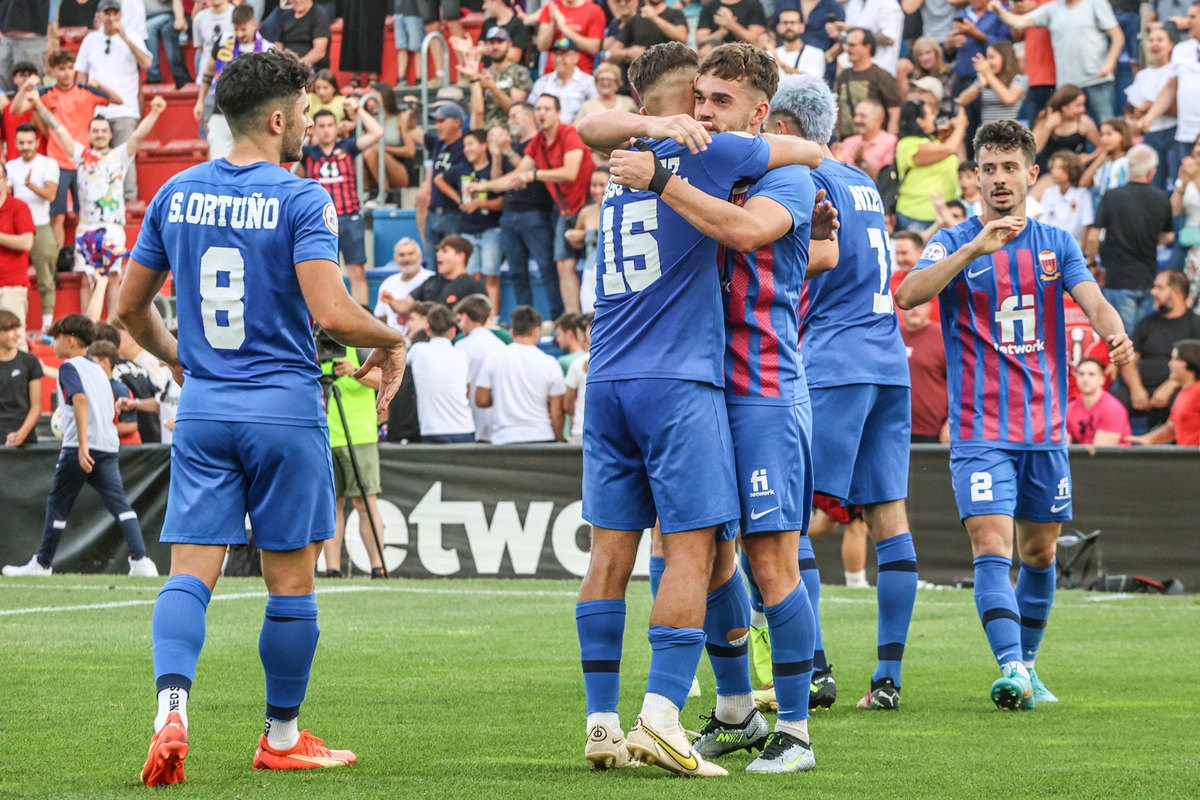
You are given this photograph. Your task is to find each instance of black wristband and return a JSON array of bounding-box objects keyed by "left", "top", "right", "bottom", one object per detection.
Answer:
[{"left": 648, "top": 159, "right": 671, "bottom": 196}]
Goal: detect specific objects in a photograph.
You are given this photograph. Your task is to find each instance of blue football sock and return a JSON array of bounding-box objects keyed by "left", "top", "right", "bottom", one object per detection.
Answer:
[
  {"left": 703, "top": 571, "right": 752, "bottom": 701},
  {"left": 152, "top": 575, "right": 211, "bottom": 693},
  {"left": 798, "top": 534, "right": 828, "bottom": 672},
  {"left": 648, "top": 555, "right": 664, "bottom": 601},
  {"left": 259, "top": 594, "right": 319, "bottom": 721},
  {"left": 739, "top": 549, "right": 765, "bottom": 614},
  {"left": 1016, "top": 560, "right": 1056, "bottom": 663},
  {"left": 764, "top": 584, "right": 815, "bottom": 721},
  {"left": 973, "top": 555, "right": 1022, "bottom": 666},
  {"left": 576, "top": 599, "right": 625, "bottom": 715},
  {"left": 646, "top": 625, "right": 706, "bottom": 710},
  {"left": 873, "top": 533, "right": 918, "bottom": 686}
]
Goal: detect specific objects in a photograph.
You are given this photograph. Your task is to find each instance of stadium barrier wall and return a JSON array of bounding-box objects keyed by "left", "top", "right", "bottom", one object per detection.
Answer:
[{"left": 2, "top": 445, "right": 1197, "bottom": 591}]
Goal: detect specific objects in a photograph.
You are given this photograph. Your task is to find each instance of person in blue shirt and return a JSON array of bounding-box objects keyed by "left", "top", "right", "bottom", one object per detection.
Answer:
[{"left": 115, "top": 50, "right": 408, "bottom": 786}]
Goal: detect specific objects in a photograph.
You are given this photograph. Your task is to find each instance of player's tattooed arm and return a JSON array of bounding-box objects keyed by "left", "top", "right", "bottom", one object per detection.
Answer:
[
  {"left": 896, "top": 216, "right": 1025, "bottom": 308},
  {"left": 576, "top": 110, "right": 711, "bottom": 155}
]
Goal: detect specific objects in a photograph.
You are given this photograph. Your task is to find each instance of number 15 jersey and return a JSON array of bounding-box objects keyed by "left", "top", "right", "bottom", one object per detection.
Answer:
[{"left": 131, "top": 159, "right": 340, "bottom": 427}]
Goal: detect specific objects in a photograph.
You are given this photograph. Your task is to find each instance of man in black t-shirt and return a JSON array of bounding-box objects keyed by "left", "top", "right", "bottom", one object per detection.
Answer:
[
  {"left": 696, "top": 0, "right": 767, "bottom": 45},
  {"left": 0, "top": 309, "right": 43, "bottom": 446},
  {"left": 482, "top": 0, "right": 532, "bottom": 67},
  {"left": 609, "top": 0, "right": 688, "bottom": 69},
  {"left": 407, "top": 235, "right": 487, "bottom": 310},
  {"left": 275, "top": 0, "right": 331, "bottom": 71},
  {"left": 1118, "top": 270, "right": 1200, "bottom": 430}
]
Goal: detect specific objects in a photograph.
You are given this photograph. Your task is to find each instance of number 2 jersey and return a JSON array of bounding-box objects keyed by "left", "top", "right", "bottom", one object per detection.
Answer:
[
  {"left": 588, "top": 132, "right": 770, "bottom": 387},
  {"left": 913, "top": 216, "right": 1096, "bottom": 449},
  {"left": 130, "top": 159, "right": 340, "bottom": 427}
]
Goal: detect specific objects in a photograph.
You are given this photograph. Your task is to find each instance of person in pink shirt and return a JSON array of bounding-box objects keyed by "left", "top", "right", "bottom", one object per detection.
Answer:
[
  {"left": 1066, "top": 356, "right": 1131, "bottom": 445},
  {"left": 837, "top": 99, "right": 897, "bottom": 180}
]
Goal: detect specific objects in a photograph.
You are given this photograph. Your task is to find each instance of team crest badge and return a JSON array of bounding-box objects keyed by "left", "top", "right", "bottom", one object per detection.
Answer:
[
  {"left": 323, "top": 203, "right": 339, "bottom": 236},
  {"left": 1038, "top": 249, "right": 1059, "bottom": 281}
]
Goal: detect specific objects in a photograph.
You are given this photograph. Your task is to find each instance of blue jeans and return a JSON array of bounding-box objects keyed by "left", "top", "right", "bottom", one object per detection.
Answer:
[
  {"left": 1083, "top": 82, "right": 1116, "bottom": 127},
  {"left": 1101, "top": 286, "right": 1154, "bottom": 334},
  {"left": 500, "top": 208, "right": 562, "bottom": 319},
  {"left": 37, "top": 449, "right": 147, "bottom": 568},
  {"left": 423, "top": 208, "right": 464, "bottom": 265},
  {"left": 145, "top": 12, "right": 191, "bottom": 86},
  {"left": 1142, "top": 126, "right": 1180, "bottom": 192}
]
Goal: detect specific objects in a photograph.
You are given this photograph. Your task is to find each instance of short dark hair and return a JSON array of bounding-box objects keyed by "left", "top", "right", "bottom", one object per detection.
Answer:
[
  {"left": 973, "top": 119, "right": 1037, "bottom": 169},
  {"left": 1175, "top": 339, "right": 1200, "bottom": 378},
  {"left": 1048, "top": 149, "right": 1084, "bottom": 185},
  {"left": 897, "top": 100, "right": 930, "bottom": 139},
  {"left": 11, "top": 60, "right": 39, "bottom": 77},
  {"left": 410, "top": 301, "right": 434, "bottom": 318},
  {"left": 463, "top": 127, "right": 488, "bottom": 146},
  {"left": 93, "top": 321, "right": 121, "bottom": 346},
  {"left": 555, "top": 312, "right": 584, "bottom": 336},
  {"left": 628, "top": 42, "right": 697, "bottom": 100},
  {"left": 698, "top": 43, "right": 779, "bottom": 103},
  {"left": 231, "top": 3, "right": 256, "bottom": 25},
  {"left": 48, "top": 314, "right": 95, "bottom": 346},
  {"left": 958, "top": 160, "right": 977, "bottom": 174},
  {"left": 852, "top": 28, "right": 877, "bottom": 56},
  {"left": 427, "top": 305, "right": 457, "bottom": 337},
  {"left": 1162, "top": 269, "right": 1190, "bottom": 297},
  {"left": 217, "top": 50, "right": 314, "bottom": 136},
  {"left": 15, "top": 123, "right": 37, "bottom": 137},
  {"left": 0, "top": 309, "right": 21, "bottom": 331},
  {"left": 892, "top": 230, "right": 924, "bottom": 249},
  {"left": 90, "top": 115, "right": 115, "bottom": 137},
  {"left": 48, "top": 50, "right": 75, "bottom": 69},
  {"left": 454, "top": 294, "right": 492, "bottom": 325},
  {"left": 438, "top": 234, "right": 474, "bottom": 262},
  {"left": 86, "top": 340, "right": 120, "bottom": 367},
  {"left": 1076, "top": 356, "right": 1107, "bottom": 372},
  {"left": 535, "top": 93, "right": 561, "bottom": 111},
  {"left": 511, "top": 305, "right": 542, "bottom": 337}
]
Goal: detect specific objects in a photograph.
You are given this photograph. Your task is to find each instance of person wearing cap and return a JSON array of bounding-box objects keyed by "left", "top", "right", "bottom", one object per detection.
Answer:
[
  {"left": 418, "top": 102, "right": 467, "bottom": 266},
  {"left": 460, "top": 26, "right": 531, "bottom": 132},
  {"left": 0, "top": 0, "right": 50, "bottom": 95},
  {"left": 536, "top": 0, "right": 606, "bottom": 75},
  {"left": 529, "top": 37, "right": 597, "bottom": 125},
  {"left": 832, "top": 28, "right": 901, "bottom": 139},
  {"left": 481, "top": 0, "right": 530, "bottom": 67}
]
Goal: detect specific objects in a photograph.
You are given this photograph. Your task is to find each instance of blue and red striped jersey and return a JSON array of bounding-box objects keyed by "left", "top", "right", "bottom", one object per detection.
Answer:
[
  {"left": 301, "top": 138, "right": 361, "bottom": 215},
  {"left": 913, "top": 216, "right": 1096, "bottom": 449},
  {"left": 720, "top": 164, "right": 814, "bottom": 406}
]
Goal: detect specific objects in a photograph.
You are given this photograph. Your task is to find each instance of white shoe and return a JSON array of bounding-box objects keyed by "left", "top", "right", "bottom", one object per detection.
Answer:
[
  {"left": 3, "top": 556, "right": 52, "bottom": 576},
  {"left": 129, "top": 556, "right": 159, "bottom": 577},
  {"left": 626, "top": 715, "right": 727, "bottom": 777},
  {"left": 585, "top": 724, "right": 638, "bottom": 770}
]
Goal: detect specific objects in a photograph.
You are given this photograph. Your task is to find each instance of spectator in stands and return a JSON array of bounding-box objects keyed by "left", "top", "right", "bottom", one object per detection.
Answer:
[
  {"left": 769, "top": 8, "right": 826, "bottom": 81},
  {"left": 1081, "top": 118, "right": 1132, "bottom": 212},
  {"left": 454, "top": 294, "right": 506, "bottom": 441},
  {"left": 697, "top": 0, "right": 767, "bottom": 46},
  {"left": 562, "top": 310, "right": 590, "bottom": 444},
  {"left": 1085, "top": 145, "right": 1174, "bottom": 334},
  {"left": 0, "top": 0, "right": 49, "bottom": 95},
  {"left": 956, "top": 160, "right": 983, "bottom": 217},
  {"left": 36, "top": 93, "right": 165, "bottom": 322},
  {"left": 1066, "top": 356, "right": 1131, "bottom": 445},
  {"left": 38, "top": 49, "right": 117, "bottom": 251},
  {"left": 529, "top": 38, "right": 597, "bottom": 125},
  {"left": 1120, "top": 271, "right": 1200, "bottom": 430},
  {"left": 275, "top": 0, "right": 330, "bottom": 71},
  {"left": 1127, "top": 26, "right": 1179, "bottom": 191},
  {"left": 88, "top": 339, "right": 141, "bottom": 444},
  {"left": 564, "top": 165, "right": 605, "bottom": 311},
  {"left": 419, "top": 102, "right": 466, "bottom": 265},
  {"left": 1035, "top": 149, "right": 1093, "bottom": 249},
  {"left": 1141, "top": 3, "right": 1200, "bottom": 181},
  {"left": 553, "top": 311, "right": 587, "bottom": 373},
  {"left": 1129, "top": 339, "right": 1200, "bottom": 446},
  {"left": 405, "top": 234, "right": 486, "bottom": 310},
  {"left": 385, "top": 299, "right": 431, "bottom": 444},
  {"left": 482, "top": 0, "right": 531, "bottom": 67},
  {"left": 376, "top": 237, "right": 434, "bottom": 332},
  {"left": 95, "top": 320, "right": 165, "bottom": 443},
  {"left": 476, "top": 304, "right": 565, "bottom": 445},
  {"left": 0, "top": 160, "right": 33, "bottom": 349},
  {"left": 955, "top": 40, "right": 1027, "bottom": 132},
  {"left": 440, "top": 128, "right": 504, "bottom": 315},
  {"left": 392, "top": 0, "right": 425, "bottom": 85},
  {"left": 537, "top": 0, "right": 607, "bottom": 76},
  {"left": 75, "top": 0, "right": 153, "bottom": 203},
  {"left": 409, "top": 304, "right": 476, "bottom": 443},
  {"left": 600, "top": 0, "right": 639, "bottom": 67},
  {"left": 894, "top": 99, "right": 966, "bottom": 232},
  {"left": 1010, "top": 0, "right": 1058, "bottom": 122},
  {"left": 833, "top": 28, "right": 902, "bottom": 139},
  {"left": 0, "top": 308, "right": 42, "bottom": 446},
  {"left": 945, "top": 0, "right": 1008, "bottom": 102},
  {"left": 318, "top": 343, "right": 387, "bottom": 579},
  {"left": 2, "top": 314, "right": 157, "bottom": 577},
  {"left": 1, "top": 63, "right": 43, "bottom": 157},
  {"left": 6, "top": 123, "right": 57, "bottom": 339},
  {"left": 837, "top": 98, "right": 896, "bottom": 180},
  {"left": 361, "top": 82, "right": 416, "bottom": 198},
  {"left": 192, "top": 0, "right": 235, "bottom": 79},
  {"left": 308, "top": 69, "right": 351, "bottom": 132},
  {"left": 990, "top": 0, "right": 1123, "bottom": 124},
  {"left": 476, "top": 93, "right": 593, "bottom": 316},
  {"left": 298, "top": 103, "right": 384, "bottom": 306},
  {"left": 460, "top": 27, "right": 532, "bottom": 132},
  {"left": 900, "top": 300, "right": 948, "bottom": 443},
  {"left": 423, "top": 0, "right": 468, "bottom": 88},
  {"left": 1032, "top": 84, "right": 1102, "bottom": 175},
  {"left": 609, "top": 0, "right": 688, "bottom": 69},
  {"left": 144, "top": 0, "right": 192, "bottom": 89},
  {"left": 488, "top": 103, "right": 557, "bottom": 318},
  {"left": 574, "top": 63, "right": 637, "bottom": 129},
  {"left": 898, "top": 2, "right": 958, "bottom": 76},
  {"left": 1171, "top": 139, "right": 1200, "bottom": 283},
  {"left": 194, "top": 3, "right": 268, "bottom": 160}
]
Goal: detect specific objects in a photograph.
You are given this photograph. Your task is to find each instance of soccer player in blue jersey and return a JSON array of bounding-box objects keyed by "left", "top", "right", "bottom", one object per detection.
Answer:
[
  {"left": 896, "top": 120, "right": 1133, "bottom": 710},
  {"left": 116, "top": 51, "right": 409, "bottom": 785},
  {"left": 573, "top": 42, "right": 824, "bottom": 778}
]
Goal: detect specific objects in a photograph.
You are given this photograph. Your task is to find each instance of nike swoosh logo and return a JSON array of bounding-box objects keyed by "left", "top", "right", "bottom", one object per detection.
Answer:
[
  {"left": 642, "top": 727, "right": 698, "bottom": 772},
  {"left": 750, "top": 506, "right": 780, "bottom": 521},
  {"left": 783, "top": 755, "right": 805, "bottom": 769},
  {"left": 967, "top": 266, "right": 993, "bottom": 278},
  {"left": 1050, "top": 502, "right": 1070, "bottom": 513}
]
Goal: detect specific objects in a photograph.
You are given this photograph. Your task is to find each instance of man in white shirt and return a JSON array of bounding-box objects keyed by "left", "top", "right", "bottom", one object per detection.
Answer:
[
  {"left": 5, "top": 122, "right": 59, "bottom": 336},
  {"left": 475, "top": 304, "right": 565, "bottom": 444},
  {"left": 453, "top": 294, "right": 507, "bottom": 442},
  {"left": 529, "top": 38, "right": 597, "bottom": 125},
  {"left": 836, "top": 0, "right": 905, "bottom": 74},
  {"left": 375, "top": 237, "right": 434, "bottom": 331},
  {"left": 409, "top": 305, "right": 476, "bottom": 443},
  {"left": 773, "top": 8, "right": 827, "bottom": 80},
  {"left": 192, "top": 0, "right": 236, "bottom": 78}
]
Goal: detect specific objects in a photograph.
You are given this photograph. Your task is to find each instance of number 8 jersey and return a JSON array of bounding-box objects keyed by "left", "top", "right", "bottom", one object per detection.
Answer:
[
  {"left": 131, "top": 160, "right": 340, "bottom": 426},
  {"left": 588, "top": 133, "right": 770, "bottom": 388}
]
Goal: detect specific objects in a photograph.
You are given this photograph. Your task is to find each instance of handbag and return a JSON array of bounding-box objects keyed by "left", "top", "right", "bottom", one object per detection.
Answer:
[{"left": 1179, "top": 226, "right": 1200, "bottom": 249}]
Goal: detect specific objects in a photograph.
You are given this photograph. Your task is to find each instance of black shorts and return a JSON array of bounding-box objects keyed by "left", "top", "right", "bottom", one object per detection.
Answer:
[{"left": 416, "top": 0, "right": 460, "bottom": 24}]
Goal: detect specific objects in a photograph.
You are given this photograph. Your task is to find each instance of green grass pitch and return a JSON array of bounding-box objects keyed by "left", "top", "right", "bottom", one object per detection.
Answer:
[{"left": 1, "top": 576, "right": 1197, "bottom": 799}]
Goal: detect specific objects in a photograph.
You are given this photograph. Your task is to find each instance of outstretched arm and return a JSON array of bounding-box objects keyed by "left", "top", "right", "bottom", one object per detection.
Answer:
[{"left": 896, "top": 217, "right": 1026, "bottom": 308}]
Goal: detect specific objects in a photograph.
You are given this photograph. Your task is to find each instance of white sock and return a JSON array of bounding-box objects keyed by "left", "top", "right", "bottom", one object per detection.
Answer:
[
  {"left": 639, "top": 693, "right": 679, "bottom": 732},
  {"left": 265, "top": 716, "right": 300, "bottom": 750},
  {"left": 154, "top": 687, "right": 189, "bottom": 732},
  {"left": 586, "top": 711, "right": 621, "bottom": 738},
  {"left": 715, "top": 692, "right": 755, "bottom": 724},
  {"left": 42, "top": 313, "right": 52, "bottom": 332},
  {"left": 1003, "top": 660, "right": 1030, "bottom": 680},
  {"left": 772, "top": 719, "right": 811, "bottom": 743},
  {"left": 845, "top": 570, "right": 869, "bottom": 587},
  {"left": 750, "top": 609, "right": 767, "bottom": 628},
  {"left": 1024, "top": 660, "right": 1036, "bottom": 671}
]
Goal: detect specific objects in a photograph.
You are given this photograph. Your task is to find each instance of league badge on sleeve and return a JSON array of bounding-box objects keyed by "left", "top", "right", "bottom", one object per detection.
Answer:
[
  {"left": 1038, "top": 249, "right": 1060, "bottom": 282},
  {"left": 921, "top": 241, "right": 947, "bottom": 262},
  {"left": 323, "top": 203, "right": 339, "bottom": 236}
]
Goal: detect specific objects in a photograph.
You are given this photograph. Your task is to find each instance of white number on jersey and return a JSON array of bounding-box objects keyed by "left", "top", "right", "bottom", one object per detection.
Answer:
[
  {"left": 970, "top": 471, "right": 994, "bottom": 502},
  {"left": 199, "top": 246, "right": 246, "bottom": 349},
  {"left": 600, "top": 197, "right": 663, "bottom": 296},
  {"left": 867, "top": 226, "right": 895, "bottom": 315}
]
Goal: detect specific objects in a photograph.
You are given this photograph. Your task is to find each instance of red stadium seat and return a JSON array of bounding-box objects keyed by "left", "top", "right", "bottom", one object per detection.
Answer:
[
  {"left": 138, "top": 139, "right": 208, "bottom": 204},
  {"left": 142, "top": 84, "right": 203, "bottom": 145}
]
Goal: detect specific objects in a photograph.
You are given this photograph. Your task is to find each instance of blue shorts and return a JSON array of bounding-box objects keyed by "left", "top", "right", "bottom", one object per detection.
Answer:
[
  {"left": 809, "top": 384, "right": 911, "bottom": 506},
  {"left": 465, "top": 227, "right": 502, "bottom": 277},
  {"left": 393, "top": 11, "right": 425, "bottom": 50},
  {"left": 163, "top": 419, "right": 336, "bottom": 550},
  {"left": 582, "top": 379, "right": 738, "bottom": 534},
  {"left": 949, "top": 443, "right": 1072, "bottom": 523},
  {"left": 339, "top": 212, "right": 367, "bottom": 265},
  {"left": 728, "top": 401, "right": 813, "bottom": 536}
]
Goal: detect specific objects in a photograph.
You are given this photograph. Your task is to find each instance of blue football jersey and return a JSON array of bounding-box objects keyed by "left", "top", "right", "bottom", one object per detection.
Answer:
[
  {"left": 800, "top": 159, "right": 909, "bottom": 389},
  {"left": 588, "top": 132, "right": 771, "bottom": 387},
  {"left": 722, "top": 164, "right": 815, "bottom": 406},
  {"left": 913, "top": 216, "right": 1095, "bottom": 448},
  {"left": 130, "top": 160, "right": 340, "bottom": 426}
]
